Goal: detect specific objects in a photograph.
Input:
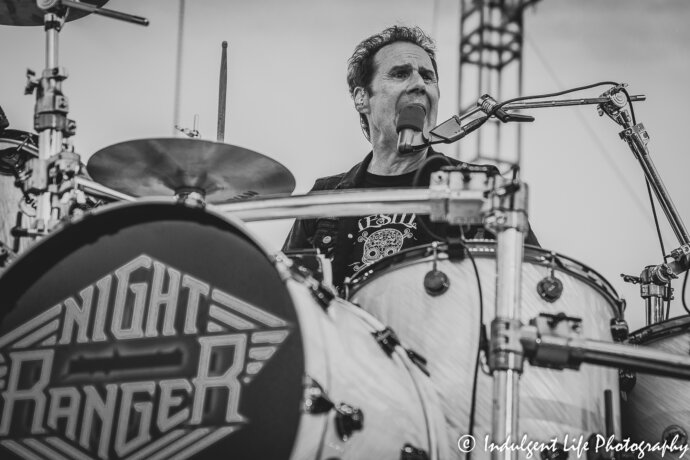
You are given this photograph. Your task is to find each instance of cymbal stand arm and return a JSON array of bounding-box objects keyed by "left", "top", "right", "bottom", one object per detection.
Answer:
[
  {"left": 484, "top": 176, "right": 529, "bottom": 460},
  {"left": 60, "top": 0, "right": 149, "bottom": 26}
]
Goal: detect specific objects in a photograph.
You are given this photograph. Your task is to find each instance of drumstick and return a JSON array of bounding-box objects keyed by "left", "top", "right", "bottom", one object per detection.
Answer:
[{"left": 217, "top": 41, "right": 228, "bottom": 142}]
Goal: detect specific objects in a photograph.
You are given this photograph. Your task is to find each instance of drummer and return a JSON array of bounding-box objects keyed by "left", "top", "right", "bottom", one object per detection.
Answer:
[{"left": 283, "top": 25, "right": 539, "bottom": 290}]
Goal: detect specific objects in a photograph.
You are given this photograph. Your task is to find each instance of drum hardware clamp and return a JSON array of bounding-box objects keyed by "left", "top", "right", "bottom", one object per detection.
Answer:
[{"left": 520, "top": 313, "right": 690, "bottom": 380}]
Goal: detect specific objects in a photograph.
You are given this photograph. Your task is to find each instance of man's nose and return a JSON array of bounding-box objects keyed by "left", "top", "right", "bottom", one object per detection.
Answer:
[{"left": 407, "top": 71, "right": 427, "bottom": 94}]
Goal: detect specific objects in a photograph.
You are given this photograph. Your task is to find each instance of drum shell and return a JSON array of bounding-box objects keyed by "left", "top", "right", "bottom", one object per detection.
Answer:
[
  {"left": 349, "top": 243, "right": 623, "bottom": 459},
  {"left": 622, "top": 315, "right": 690, "bottom": 458},
  {"left": 0, "top": 200, "right": 446, "bottom": 460},
  {"left": 289, "top": 286, "right": 450, "bottom": 460}
]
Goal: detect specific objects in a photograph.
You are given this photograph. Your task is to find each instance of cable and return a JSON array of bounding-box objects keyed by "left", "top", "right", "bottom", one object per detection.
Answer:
[
  {"left": 412, "top": 152, "right": 454, "bottom": 188},
  {"left": 646, "top": 180, "right": 667, "bottom": 259},
  {"left": 526, "top": 39, "right": 655, "bottom": 222},
  {"left": 410, "top": 153, "right": 488, "bottom": 451},
  {"left": 464, "top": 243, "right": 484, "bottom": 460},
  {"left": 621, "top": 87, "right": 637, "bottom": 126},
  {"left": 622, "top": 87, "right": 676, "bottom": 319},
  {"left": 412, "top": 153, "right": 456, "bottom": 242},
  {"left": 492, "top": 81, "right": 620, "bottom": 115},
  {"left": 682, "top": 271, "right": 690, "bottom": 316},
  {"left": 622, "top": 88, "right": 668, "bottom": 264}
]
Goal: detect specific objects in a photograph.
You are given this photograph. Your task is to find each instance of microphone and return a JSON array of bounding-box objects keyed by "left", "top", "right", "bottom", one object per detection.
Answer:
[{"left": 396, "top": 103, "right": 426, "bottom": 154}]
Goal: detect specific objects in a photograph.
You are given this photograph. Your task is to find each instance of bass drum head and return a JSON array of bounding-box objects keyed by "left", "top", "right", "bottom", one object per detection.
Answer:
[{"left": 0, "top": 201, "right": 304, "bottom": 459}]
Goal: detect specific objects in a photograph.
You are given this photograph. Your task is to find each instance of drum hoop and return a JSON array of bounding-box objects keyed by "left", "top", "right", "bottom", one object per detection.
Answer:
[
  {"left": 628, "top": 314, "right": 690, "bottom": 344},
  {"left": 347, "top": 240, "right": 624, "bottom": 317}
]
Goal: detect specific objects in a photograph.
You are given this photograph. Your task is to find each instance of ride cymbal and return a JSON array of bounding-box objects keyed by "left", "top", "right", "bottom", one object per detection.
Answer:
[
  {"left": 0, "top": 0, "right": 108, "bottom": 26},
  {"left": 86, "top": 138, "right": 296, "bottom": 203}
]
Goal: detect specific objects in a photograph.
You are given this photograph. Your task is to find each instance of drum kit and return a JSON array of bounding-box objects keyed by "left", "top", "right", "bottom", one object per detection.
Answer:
[{"left": 1, "top": 2, "right": 690, "bottom": 460}]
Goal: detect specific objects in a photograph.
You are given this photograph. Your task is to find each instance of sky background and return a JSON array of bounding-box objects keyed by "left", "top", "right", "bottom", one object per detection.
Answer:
[{"left": 1, "top": 0, "right": 689, "bottom": 331}]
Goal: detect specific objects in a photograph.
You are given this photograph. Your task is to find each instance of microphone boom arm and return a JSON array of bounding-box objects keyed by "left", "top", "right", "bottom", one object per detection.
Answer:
[{"left": 424, "top": 93, "right": 647, "bottom": 148}]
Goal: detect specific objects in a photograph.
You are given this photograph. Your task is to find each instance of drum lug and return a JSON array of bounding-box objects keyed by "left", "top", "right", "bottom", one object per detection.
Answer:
[
  {"left": 302, "top": 376, "right": 335, "bottom": 414},
  {"left": 0, "top": 241, "right": 14, "bottom": 269},
  {"left": 302, "top": 377, "right": 364, "bottom": 442},
  {"left": 609, "top": 318, "right": 629, "bottom": 342},
  {"left": 424, "top": 241, "right": 450, "bottom": 296},
  {"left": 537, "top": 252, "right": 564, "bottom": 303},
  {"left": 278, "top": 255, "right": 336, "bottom": 309},
  {"left": 373, "top": 327, "right": 400, "bottom": 356},
  {"left": 334, "top": 403, "right": 364, "bottom": 441},
  {"left": 405, "top": 349, "right": 430, "bottom": 377},
  {"left": 662, "top": 425, "right": 688, "bottom": 447},
  {"left": 423, "top": 269, "right": 449, "bottom": 296},
  {"left": 400, "top": 443, "right": 429, "bottom": 460},
  {"left": 537, "top": 276, "right": 563, "bottom": 302},
  {"left": 618, "top": 368, "right": 637, "bottom": 393},
  {"left": 540, "top": 443, "right": 568, "bottom": 460}
]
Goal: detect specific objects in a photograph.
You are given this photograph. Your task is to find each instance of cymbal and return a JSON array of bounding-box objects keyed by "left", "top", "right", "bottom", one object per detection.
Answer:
[
  {"left": 0, "top": 0, "right": 108, "bottom": 26},
  {"left": 86, "top": 138, "right": 296, "bottom": 203}
]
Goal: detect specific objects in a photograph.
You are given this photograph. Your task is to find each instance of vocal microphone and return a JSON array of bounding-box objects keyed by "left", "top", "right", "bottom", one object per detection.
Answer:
[{"left": 397, "top": 103, "right": 426, "bottom": 154}]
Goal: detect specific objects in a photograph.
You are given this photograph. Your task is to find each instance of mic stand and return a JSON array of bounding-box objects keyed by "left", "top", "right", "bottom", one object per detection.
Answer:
[{"left": 598, "top": 85, "right": 690, "bottom": 325}]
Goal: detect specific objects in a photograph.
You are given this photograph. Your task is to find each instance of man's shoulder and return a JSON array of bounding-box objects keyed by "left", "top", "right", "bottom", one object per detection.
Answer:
[
  {"left": 311, "top": 172, "right": 348, "bottom": 191},
  {"left": 433, "top": 151, "right": 499, "bottom": 174}
]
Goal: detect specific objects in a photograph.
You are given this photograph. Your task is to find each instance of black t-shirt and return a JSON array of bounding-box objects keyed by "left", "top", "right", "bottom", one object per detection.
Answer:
[{"left": 341, "top": 170, "right": 437, "bottom": 282}]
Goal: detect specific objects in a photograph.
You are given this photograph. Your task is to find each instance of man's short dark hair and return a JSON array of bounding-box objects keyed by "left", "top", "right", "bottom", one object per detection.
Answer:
[{"left": 347, "top": 25, "right": 438, "bottom": 139}]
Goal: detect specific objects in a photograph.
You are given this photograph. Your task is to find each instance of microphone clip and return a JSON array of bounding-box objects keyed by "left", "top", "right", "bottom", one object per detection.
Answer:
[{"left": 478, "top": 94, "right": 534, "bottom": 123}]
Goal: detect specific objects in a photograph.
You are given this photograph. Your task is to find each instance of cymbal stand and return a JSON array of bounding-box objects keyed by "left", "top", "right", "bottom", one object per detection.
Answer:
[
  {"left": 17, "top": 1, "right": 148, "bottom": 239},
  {"left": 484, "top": 174, "right": 529, "bottom": 460},
  {"left": 598, "top": 84, "right": 690, "bottom": 325},
  {"left": 21, "top": 9, "right": 73, "bottom": 236}
]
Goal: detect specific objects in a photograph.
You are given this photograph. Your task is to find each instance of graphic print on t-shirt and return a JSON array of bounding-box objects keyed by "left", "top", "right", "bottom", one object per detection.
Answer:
[{"left": 349, "top": 213, "right": 419, "bottom": 274}]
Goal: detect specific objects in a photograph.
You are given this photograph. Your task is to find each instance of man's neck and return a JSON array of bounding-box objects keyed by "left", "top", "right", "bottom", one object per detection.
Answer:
[{"left": 367, "top": 139, "right": 429, "bottom": 176}]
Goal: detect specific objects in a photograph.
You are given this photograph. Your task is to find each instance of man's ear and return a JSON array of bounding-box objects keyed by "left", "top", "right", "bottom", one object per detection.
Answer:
[{"left": 353, "top": 87, "right": 370, "bottom": 114}]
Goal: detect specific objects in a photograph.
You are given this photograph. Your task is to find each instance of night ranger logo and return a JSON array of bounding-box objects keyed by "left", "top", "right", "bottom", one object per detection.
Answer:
[{"left": 0, "top": 254, "right": 291, "bottom": 460}]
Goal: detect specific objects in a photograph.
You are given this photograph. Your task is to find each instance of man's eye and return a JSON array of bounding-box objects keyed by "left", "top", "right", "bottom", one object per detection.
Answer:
[{"left": 392, "top": 71, "right": 408, "bottom": 78}]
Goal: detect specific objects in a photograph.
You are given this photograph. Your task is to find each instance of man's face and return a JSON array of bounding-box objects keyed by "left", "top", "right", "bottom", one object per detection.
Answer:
[{"left": 361, "top": 41, "right": 440, "bottom": 147}]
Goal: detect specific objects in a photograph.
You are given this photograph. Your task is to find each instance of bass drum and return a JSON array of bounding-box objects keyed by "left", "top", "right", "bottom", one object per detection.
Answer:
[
  {"left": 0, "top": 201, "right": 449, "bottom": 460},
  {"left": 347, "top": 241, "right": 625, "bottom": 459},
  {"left": 622, "top": 315, "right": 690, "bottom": 457},
  {"left": 0, "top": 129, "right": 38, "bottom": 267}
]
